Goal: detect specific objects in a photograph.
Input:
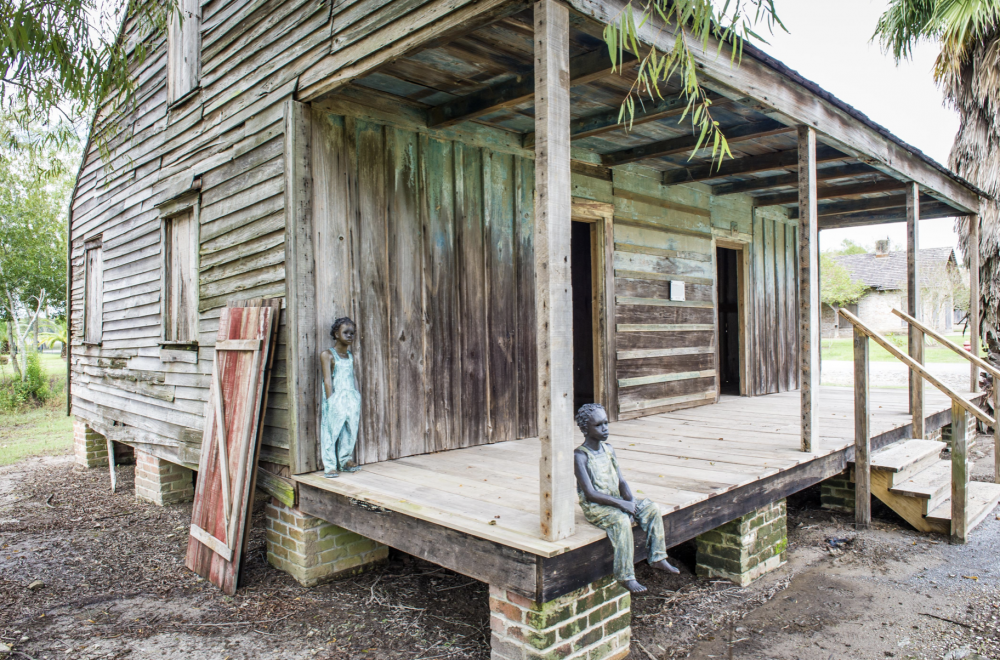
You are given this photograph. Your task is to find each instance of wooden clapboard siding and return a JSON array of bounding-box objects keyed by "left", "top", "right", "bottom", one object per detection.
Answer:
[
  {"left": 310, "top": 108, "right": 536, "bottom": 464},
  {"left": 610, "top": 170, "right": 717, "bottom": 419},
  {"left": 69, "top": 0, "right": 321, "bottom": 477}
]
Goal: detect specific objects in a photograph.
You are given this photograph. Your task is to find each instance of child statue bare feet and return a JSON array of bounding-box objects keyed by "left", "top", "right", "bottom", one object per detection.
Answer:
[{"left": 573, "top": 403, "right": 676, "bottom": 594}]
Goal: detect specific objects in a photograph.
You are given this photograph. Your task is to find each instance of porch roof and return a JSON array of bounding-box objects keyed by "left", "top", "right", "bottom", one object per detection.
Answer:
[{"left": 309, "top": 0, "right": 984, "bottom": 221}]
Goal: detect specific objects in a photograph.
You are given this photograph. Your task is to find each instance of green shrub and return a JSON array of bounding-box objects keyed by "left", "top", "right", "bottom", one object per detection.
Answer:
[{"left": 0, "top": 351, "right": 52, "bottom": 412}]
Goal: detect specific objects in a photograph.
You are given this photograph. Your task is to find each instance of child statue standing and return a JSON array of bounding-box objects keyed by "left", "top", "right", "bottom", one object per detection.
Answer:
[
  {"left": 574, "top": 403, "right": 678, "bottom": 593},
  {"left": 320, "top": 317, "right": 362, "bottom": 478}
]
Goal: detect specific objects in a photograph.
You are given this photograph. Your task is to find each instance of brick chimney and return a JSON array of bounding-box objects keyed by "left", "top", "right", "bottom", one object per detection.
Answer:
[{"left": 875, "top": 238, "right": 890, "bottom": 257}]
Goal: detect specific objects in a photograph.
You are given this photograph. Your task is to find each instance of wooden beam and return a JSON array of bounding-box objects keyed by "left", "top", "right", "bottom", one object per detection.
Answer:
[
  {"left": 816, "top": 202, "right": 960, "bottom": 229},
  {"left": 907, "top": 182, "right": 924, "bottom": 439},
  {"left": 534, "top": 0, "right": 575, "bottom": 542},
  {"left": 854, "top": 326, "right": 871, "bottom": 529},
  {"left": 429, "top": 47, "right": 636, "bottom": 128},
  {"left": 711, "top": 163, "right": 875, "bottom": 196},
  {"left": 662, "top": 145, "right": 846, "bottom": 186},
  {"left": 787, "top": 193, "right": 939, "bottom": 219},
  {"left": 565, "top": 0, "right": 981, "bottom": 213},
  {"left": 600, "top": 119, "right": 791, "bottom": 167},
  {"left": 753, "top": 178, "right": 909, "bottom": 207},
  {"left": 799, "top": 126, "right": 820, "bottom": 453},
  {"left": 283, "top": 99, "right": 319, "bottom": 475},
  {"left": 524, "top": 92, "right": 727, "bottom": 149}
]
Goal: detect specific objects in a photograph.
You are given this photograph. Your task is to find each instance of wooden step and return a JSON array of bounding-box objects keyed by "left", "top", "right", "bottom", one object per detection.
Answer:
[
  {"left": 926, "top": 481, "right": 1000, "bottom": 535},
  {"left": 888, "top": 460, "right": 951, "bottom": 513},
  {"left": 870, "top": 439, "right": 945, "bottom": 484}
]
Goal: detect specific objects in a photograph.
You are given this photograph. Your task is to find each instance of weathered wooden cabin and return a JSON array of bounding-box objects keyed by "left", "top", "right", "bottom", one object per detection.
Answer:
[{"left": 68, "top": 0, "right": 996, "bottom": 657}]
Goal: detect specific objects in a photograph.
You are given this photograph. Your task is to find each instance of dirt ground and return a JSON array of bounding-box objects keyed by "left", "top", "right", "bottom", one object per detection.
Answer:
[{"left": 2, "top": 444, "right": 1000, "bottom": 660}]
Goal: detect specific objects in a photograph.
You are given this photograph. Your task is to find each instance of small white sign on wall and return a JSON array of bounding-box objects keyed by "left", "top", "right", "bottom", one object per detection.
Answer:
[{"left": 670, "top": 280, "right": 686, "bottom": 301}]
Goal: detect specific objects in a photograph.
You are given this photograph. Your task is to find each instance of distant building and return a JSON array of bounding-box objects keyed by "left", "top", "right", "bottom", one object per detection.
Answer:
[{"left": 823, "top": 242, "right": 962, "bottom": 338}]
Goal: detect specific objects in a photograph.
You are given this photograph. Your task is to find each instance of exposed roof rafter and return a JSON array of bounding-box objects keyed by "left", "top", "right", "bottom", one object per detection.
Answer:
[
  {"left": 600, "top": 119, "right": 791, "bottom": 167},
  {"left": 818, "top": 201, "right": 963, "bottom": 229},
  {"left": 711, "top": 163, "right": 875, "bottom": 196},
  {"left": 662, "top": 145, "right": 847, "bottom": 186},
  {"left": 753, "top": 179, "right": 910, "bottom": 207},
  {"left": 427, "top": 48, "right": 636, "bottom": 128}
]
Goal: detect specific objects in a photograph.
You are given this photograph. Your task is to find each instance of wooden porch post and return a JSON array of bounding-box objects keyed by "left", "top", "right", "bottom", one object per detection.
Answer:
[
  {"left": 951, "top": 402, "right": 969, "bottom": 544},
  {"left": 797, "top": 126, "right": 820, "bottom": 452},
  {"left": 534, "top": 0, "right": 575, "bottom": 542},
  {"left": 853, "top": 325, "right": 871, "bottom": 528},
  {"left": 970, "top": 214, "right": 980, "bottom": 394},
  {"left": 907, "top": 182, "right": 924, "bottom": 439}
]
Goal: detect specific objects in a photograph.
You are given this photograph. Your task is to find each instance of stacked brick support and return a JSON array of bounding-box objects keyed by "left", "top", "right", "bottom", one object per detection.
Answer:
[
  {"left": 696, "top": 499, "right": 788, "bottom": 587},
  {"left": 264, "top": 499, "right": 388, "bottom": 587},
  {"left": 941, "top": 413, "right": 978, "bottom": 447},
  {"left": 821, "top": 470, "right": 856, "bottom": 513},
  {"left": 134, "top": 449, "right": 194, "bottom": 505},
  {"left": 73, "top": 418, "right": 108, "bottom": 469},
  {"left": 489, "top": 576, "right": 630, "bottom": 660}
]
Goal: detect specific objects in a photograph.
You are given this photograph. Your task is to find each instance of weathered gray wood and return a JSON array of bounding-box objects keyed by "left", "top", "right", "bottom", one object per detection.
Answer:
[
  {"left": 970, "top": 214, "right": 980, "bottom": 394},
  {"left": 753, "top": 178, "right": 907, "bottom": 207},
  {"left": 907, "top": 182, "right": 924, "bottom": 439},
  {"left": 854, "top": 326, "right": 870, "bottom": 528},
  {"left": 786, "top": 193, "right": 939, "bottom": 219},
  {"left": 534, "top": 0, "right": 575, "bottom": 542},
  {"left": 951, "top": 402, "right": 969, "bottom": 544},
  {"left": 283, "top": 99, "right": 318, "bottom": 475},
  {"left": 711, "top": 164, "right": 875, "bottom": 196},
  {"left": 162, "top": 209, "right": 199, "bottom": 343},
  {"left": 601, "top": 119, "right": 790, "bottom": 167},
  {"left": 994, "top": 387, "right": 999, "bottom": 485},
  {"left": 429, "top": 48, "right": 635, "bottom": 128},
  {"left": 167, "top": 0, "right": 201, "bottom": 104},
  {"left": 663, "top": 146, "right": 846, "bottom": 186},
  {"left": 815, "top": 202, "right": 961, "bottom": 228},
  {"left": 798, "top": 126, "right": 820, "bottom": 452},
  {"left": 84, "top": 244, "right": 104, "bottom": 345}
]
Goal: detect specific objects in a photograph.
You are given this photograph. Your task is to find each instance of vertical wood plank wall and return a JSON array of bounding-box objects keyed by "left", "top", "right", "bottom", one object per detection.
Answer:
[{"left": 311, "top": 110, "right": 537, "bottom": 464}]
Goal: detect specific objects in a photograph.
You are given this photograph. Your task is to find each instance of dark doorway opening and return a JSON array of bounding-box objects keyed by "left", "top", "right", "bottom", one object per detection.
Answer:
[
  {"left": 717, "top": 246, "right": 741, "bottom": 395},
  {"left": 571, "top": 221, "right": 595, "bottom": 411}
]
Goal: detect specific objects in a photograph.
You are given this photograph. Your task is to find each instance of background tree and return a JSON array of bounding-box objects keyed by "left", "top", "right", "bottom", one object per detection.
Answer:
[
  {"left": 820, "top": 254, "right": 868, "bottom": 337},
  {"left": 0, "top": 146, "right": 73, "bottom": 380},
  {"left": 875, "top": 2, "right": 1000, "bottom": 350}
]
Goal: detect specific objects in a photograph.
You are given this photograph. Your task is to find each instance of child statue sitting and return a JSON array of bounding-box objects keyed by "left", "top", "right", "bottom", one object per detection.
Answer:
[{"left": 574, "top": 403, "right": 678, "bottom": 593}]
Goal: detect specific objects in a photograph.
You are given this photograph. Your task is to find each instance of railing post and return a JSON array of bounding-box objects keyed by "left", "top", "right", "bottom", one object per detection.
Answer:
[
  {"left": 951, "top": 401, "right": 969, "bottom": 544},
  {"left": 907, "top": 182, "right": 924, "bottom": 439},
  {"left": 994, "top": 385, "right": 999, "bottom": 484},
  {"left": 854, "top": 325, "right": 870, "bottom": 529},
  {"left": 970, "top": 213, "right": 980, "bottom": 393}
]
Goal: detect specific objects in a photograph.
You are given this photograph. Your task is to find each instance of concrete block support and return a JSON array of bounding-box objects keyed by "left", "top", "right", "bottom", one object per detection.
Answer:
[
  {"left": 696, "top": 499, "right": 788, "bottom": 587},
  {"left": 73, "top": 418, "right": 108, "bottom": 469},
  {"left": 821, "top": 470, "right": 856, "bottom": 513},
  {"left": 134, "top": 449, "right": 194, "bottom": 505},
  {"left": 489, "top": 576, "right": 630, "bottom": 660},
  {"left": 264, "top": 499, "right": 388, "bottom": 587}
]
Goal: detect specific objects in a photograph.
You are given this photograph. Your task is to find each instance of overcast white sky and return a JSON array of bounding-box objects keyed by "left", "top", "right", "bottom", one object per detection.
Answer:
[{"left": 754, "top": 0, "right": 960, "bottom": 253}]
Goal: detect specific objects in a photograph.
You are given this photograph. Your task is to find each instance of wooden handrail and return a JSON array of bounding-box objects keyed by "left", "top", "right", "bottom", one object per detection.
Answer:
[
  {"left": 891, "top": 308, "right": 1000, "bottom": 380},
  {"left": 838, "top": 308, "right": 995, "bottom": 427}
]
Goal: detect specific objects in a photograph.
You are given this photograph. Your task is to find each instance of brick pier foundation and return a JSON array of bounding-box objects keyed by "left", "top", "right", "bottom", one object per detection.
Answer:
[
  {"left": 489, "top": 576, "right": 630, "bottom": 660},
  {"left": 696, "top": 499, "right": 788, "bottom": 587},
  {"left": 264, "top": 499, "right": 388, "bottom": 587},
  {"left": 821, "top": 470, "right": 856, "bottom": 513},
  {"left": 134, "top": 449, "right": 195, "bottom": 505},
  {"left": 73, "top": 418, "right": 108, "bottom": 469}
]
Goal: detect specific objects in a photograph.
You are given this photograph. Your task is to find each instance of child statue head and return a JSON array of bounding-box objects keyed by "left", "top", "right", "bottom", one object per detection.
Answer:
[
  {"left": 575, "top": 403, "right": 609, "bottom": 443},
  {"left": 330, "top": 317, "right": 357, "bottom": 346}
]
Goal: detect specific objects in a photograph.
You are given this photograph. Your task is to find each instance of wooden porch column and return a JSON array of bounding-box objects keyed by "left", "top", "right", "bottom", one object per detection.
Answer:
[
  {"left": 534, "top": 0, "right": 575, "bottom": 541},
  {"left": 853, "top": 325, "right": 871, "bottom": 529},
  {"left": 797, "top": 126, "right": 820, "bottom": 452},
  {"left": 907, "top": 182, "right": 924, "bottom": 439},
  {"left": 969, "top": 214, "right": 980, "bottom": 393}
]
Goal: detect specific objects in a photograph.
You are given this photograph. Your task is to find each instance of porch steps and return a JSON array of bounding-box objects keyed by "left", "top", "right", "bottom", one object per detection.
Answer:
[{"left": 861, "top": 439, "right": 1000, "bottom": 536}]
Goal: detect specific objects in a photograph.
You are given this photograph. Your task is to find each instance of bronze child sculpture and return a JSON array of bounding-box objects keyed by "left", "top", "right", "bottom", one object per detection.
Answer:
[
  {"left": 574, "top": 403, "right": 679, "bottom": 593},
  {"left": 320, "top": 317, "right": 362, "bottom": 478}
]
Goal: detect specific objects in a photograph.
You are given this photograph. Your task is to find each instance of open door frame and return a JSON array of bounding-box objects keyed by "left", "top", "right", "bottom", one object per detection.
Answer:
[
  {"left": 571, "top": 198, "right": 616, "bottom": 420},
  {"left": 714, "top": 237, "right": 750, "bottom": 397}
]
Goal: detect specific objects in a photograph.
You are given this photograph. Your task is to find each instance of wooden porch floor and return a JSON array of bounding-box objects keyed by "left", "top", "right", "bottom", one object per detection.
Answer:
[{"left": 294, "top": 387, "right": 962, "bottom": 558}]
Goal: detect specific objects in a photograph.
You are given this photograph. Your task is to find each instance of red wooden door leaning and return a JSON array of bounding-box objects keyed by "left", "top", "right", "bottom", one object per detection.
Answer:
[{"left": 185, "top": 299, "right": 280, "bottom": 594}]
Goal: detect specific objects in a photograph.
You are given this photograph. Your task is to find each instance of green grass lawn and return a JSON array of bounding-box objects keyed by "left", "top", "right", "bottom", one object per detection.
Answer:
[
  {"left": 822, "top": 333, "right": 972, "bottom": 363},
  {"left": 0, "top": 351, "right": 74, "bottom": 467}
]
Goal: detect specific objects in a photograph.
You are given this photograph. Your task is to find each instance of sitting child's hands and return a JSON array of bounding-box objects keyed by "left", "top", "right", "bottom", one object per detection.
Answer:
[{"left": 618, "top": 499, "right": 637, "bottom": 516}]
